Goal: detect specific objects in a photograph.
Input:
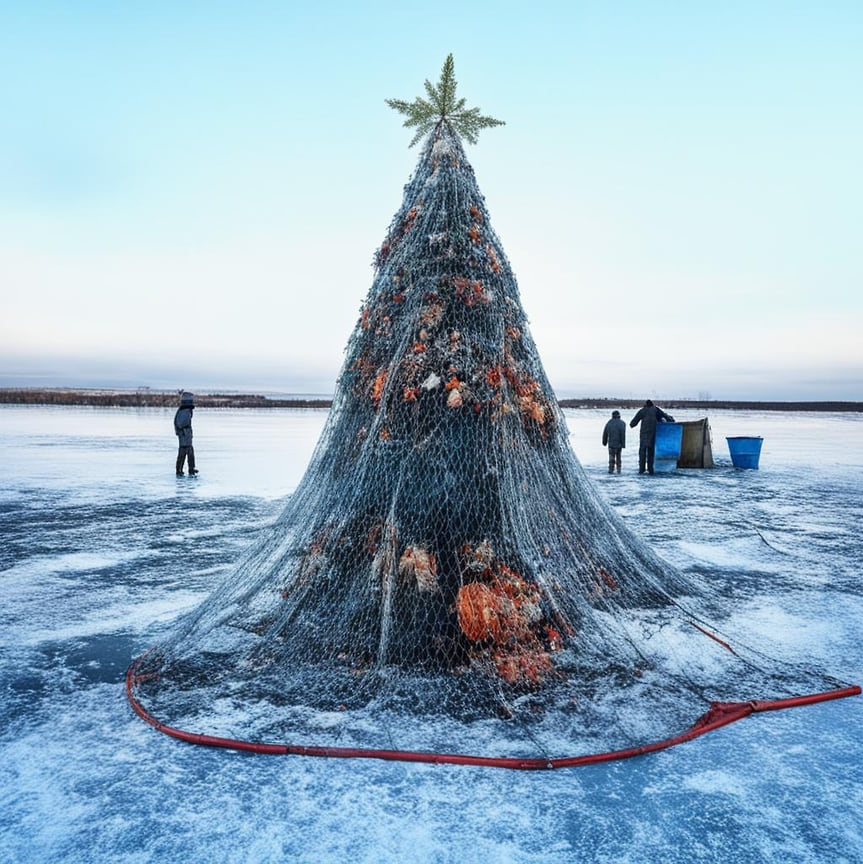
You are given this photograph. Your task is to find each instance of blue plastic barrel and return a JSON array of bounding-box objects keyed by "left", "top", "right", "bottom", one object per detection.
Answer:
[
  {"left": 726, "top": 436, "right": 763, "bottom": 469},
  {"left": 654, "top": 423, "right": 683, "bottom": 472}
]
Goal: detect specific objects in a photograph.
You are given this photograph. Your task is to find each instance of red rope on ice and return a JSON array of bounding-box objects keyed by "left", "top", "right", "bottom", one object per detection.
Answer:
[
  {"left": 125, "top": 656, "right": 860, "bottom": 770},
  {"left": 688, "top": 620, "right": 738, "bottom": 654}
]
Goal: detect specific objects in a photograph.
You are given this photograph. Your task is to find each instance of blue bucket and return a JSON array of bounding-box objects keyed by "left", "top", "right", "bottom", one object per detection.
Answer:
[
  {"left": 654, "top": 423, "right": 683, "bottom": 472},
  {"left": 726, "top": 436, "right": 763, "bottom": 469}
]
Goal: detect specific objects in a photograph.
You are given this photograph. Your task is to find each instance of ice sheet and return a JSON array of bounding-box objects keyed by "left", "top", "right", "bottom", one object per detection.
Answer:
[{"left": 1, "top": 405, "right": 861, "bottom": 863}]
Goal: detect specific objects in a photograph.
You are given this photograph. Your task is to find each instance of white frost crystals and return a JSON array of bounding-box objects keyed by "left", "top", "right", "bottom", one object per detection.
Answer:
[
  {"left": 432, "top": 136, "right": 454, "bottom": 159},
  {"left": 421, "top": 372, "right": 441, "bottom": 391}
]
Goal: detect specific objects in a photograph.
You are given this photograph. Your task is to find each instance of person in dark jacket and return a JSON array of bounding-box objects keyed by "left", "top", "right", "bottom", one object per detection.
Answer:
[
  {"left": 174, "top": 392, "right": 198, "bottom": 476},
  {"left": 602, "top": 410, "right": 626, "bottom": 474},
  {"left": 629, "top": 399, "right": 674, "bottom": 475}
]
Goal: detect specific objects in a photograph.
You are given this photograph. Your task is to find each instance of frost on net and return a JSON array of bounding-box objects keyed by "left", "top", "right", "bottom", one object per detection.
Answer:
[{"left": 129, "top": 123, "right": 846, "bottom": 761}]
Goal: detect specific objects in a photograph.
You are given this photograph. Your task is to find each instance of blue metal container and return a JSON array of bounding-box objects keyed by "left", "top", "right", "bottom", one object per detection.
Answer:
[
  {"left": 654, "top": 423, "right": 683, "bottom": 472},
  {"left": 726, "top": 436, "right": 763, "bottom": 469}
]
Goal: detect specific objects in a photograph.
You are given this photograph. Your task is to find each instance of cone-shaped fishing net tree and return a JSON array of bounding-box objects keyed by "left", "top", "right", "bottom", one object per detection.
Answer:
[{"left": 128, "top": 57, "right": 858, "bottom": 767}]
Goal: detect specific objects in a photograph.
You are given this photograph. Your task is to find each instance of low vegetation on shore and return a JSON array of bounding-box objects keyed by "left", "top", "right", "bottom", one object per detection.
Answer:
[
  {"left": 0, "top": 388, "right": 331, "bottom": 409},
  {"left": 1, "top": 388, "right": 860, "bottom": 412}
]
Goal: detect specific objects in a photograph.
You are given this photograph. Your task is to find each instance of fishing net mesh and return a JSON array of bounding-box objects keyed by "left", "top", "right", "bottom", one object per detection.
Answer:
[{"left": 130, "top": 123, "right": 848, "bottom": 761}]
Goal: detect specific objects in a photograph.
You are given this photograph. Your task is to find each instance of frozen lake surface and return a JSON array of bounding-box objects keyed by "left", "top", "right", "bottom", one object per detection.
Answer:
[{"left": 1, "top": 405, "right": 861, "bottom": 863}]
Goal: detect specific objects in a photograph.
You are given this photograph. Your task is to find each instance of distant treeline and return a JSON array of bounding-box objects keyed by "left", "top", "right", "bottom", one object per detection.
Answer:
[
  {"left": 0, "top": 389, "right": 331, "bottom": 409},
  {"left": 556, "top": 397, "right": 863, "bottom": 413},
  {"left": 1, "top": 388, "right": 861, "bottom": 413}
]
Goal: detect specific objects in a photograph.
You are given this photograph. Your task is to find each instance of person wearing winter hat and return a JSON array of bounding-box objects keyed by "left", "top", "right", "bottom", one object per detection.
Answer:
[
  {"left": 629, "top": 399, "right": 675, "bottom": 475},
  {"left": 174, "top": 392, "right": 198, "bottom": 476},
  {"left": 602, "top": 409, "right": 626, "bottom": 474}
]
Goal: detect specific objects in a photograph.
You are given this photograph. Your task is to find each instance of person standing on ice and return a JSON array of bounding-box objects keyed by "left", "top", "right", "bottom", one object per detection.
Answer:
[
  {"left": 602, "top": 410, "right": 626, "bottom": 474},
  {"left": 174, "top": 392, "right": 198, "bottom": 476},
  {"left": 630, "top": 399, "right": 674, "bottom": 475}
]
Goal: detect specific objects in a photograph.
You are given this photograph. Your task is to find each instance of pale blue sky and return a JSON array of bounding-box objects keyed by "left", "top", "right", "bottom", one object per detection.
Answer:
[{"left": 1, "top": 1, "right": 861, "bottom": 399}]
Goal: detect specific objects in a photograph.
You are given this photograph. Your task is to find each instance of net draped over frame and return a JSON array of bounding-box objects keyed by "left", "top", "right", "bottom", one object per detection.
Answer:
[{"left": 130, "top": 123, "right": 844, "bottom": 760}]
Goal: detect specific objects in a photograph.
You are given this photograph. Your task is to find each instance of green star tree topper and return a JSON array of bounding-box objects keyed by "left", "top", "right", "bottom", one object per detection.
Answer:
[{"left": 386, "top": 53, "right": 505, "bottom": 146}]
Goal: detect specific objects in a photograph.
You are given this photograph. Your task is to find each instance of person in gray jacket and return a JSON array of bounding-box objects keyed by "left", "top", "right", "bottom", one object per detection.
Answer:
[
  {"left": 629, "top": 399, "right": 674, "bottom": 475},
  {"left": 174, "top": 392, "right": 198, "bottom": 476},
  {"left": 602, "top": 410, "right": 626, "bottom": 474}
]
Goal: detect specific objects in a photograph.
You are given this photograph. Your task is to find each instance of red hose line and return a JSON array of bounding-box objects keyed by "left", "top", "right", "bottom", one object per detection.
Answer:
[
  {"left": 125, "top": 658, "right": 860, "bottom": 770},
  {"left": 750, "top": 687, "right": 861, "bottom": 712}
]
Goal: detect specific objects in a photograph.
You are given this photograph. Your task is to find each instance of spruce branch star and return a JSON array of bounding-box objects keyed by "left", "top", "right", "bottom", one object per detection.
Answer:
[{"left": 386, "top": 54, "right": 505, "bottom": 147}]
